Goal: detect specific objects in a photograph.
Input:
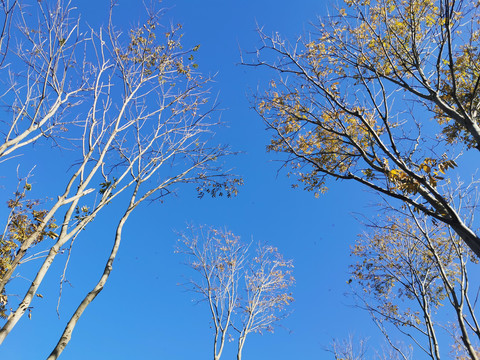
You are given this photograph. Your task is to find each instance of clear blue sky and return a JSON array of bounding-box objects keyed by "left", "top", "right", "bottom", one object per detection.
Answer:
[{"left": 1, "top": 1, "right": 384, "bottom": 359}]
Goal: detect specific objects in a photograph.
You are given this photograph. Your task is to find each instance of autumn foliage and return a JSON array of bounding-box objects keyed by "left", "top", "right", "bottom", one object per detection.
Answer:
[{"left": 251, "top": 0, "right": 480, "bottom": 257}]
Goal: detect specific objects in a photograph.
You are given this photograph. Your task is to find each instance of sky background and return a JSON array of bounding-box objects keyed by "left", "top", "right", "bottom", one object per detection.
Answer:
[{"left": 0, "top": 0, "right": 424, "bottom": 359}]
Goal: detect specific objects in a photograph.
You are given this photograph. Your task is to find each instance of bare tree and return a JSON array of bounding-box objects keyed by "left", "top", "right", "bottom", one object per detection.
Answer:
[
  {"left": 177, "top": 226, "right": 294, "bottom": 360},
  {"left": 0, "top": 0, "right": 239, "bottom": 356},
  {"left": 328, "top": 335, "right": 415, "bottom": 360},
  {"left": 328, "top": 335, "right": 370, "bottom": 360}
]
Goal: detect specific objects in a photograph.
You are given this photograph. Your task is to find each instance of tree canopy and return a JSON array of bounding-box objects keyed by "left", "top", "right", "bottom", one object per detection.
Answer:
[{"left": 249, "top": 0, "right": 480, "bottom": 257}]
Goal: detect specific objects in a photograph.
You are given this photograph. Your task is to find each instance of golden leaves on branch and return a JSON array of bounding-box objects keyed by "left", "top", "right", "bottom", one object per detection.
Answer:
[
  {"left": 387, "top": 157, "right": 457, "bottom": 194},
  {"left": 0, "top": 182, "right": 57, "bottom": 319},
  {"left": 117, "top": 20, "right": 199, "bottom": 80}
]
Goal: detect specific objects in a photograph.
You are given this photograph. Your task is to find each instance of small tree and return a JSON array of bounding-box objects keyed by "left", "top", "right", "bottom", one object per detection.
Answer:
[
  {"left": 329, "top": 336, "right": 412, "bottom": 360},
  {"left": 177, "top": 226, "right": 294, "bottom": 360},
  {"left": 328, "top": 335, "right": 370, "bottom": 360}
]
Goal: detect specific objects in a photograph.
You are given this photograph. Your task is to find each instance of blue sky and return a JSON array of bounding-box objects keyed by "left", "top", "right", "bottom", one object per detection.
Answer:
[{"left": 0, "top": 0, "right": 399, "bottom": 358}]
